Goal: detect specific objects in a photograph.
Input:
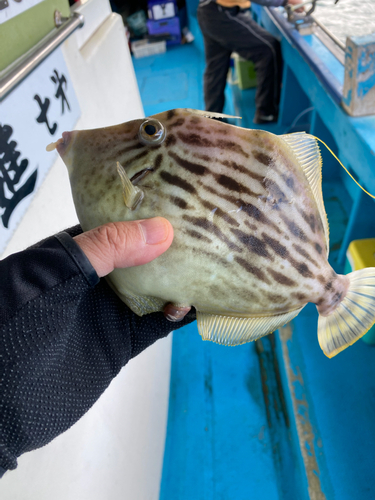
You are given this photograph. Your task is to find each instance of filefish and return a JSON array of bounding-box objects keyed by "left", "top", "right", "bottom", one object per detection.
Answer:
[{"left": 51, "top": 108, "right": 375, "bottom": 358}]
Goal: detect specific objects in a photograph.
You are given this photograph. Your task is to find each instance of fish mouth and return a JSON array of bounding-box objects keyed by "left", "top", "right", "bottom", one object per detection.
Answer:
[{"left": 56, "top": 131, "right": 74, "bottom": 157}]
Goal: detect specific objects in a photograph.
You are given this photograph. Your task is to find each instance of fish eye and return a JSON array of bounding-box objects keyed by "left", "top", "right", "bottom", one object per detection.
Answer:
[{"left": 139, "top": 119, "right": 165, "bottom": 146}]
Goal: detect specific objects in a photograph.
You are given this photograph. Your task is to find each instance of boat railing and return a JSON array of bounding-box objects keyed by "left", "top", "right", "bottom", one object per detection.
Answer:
[
  {"left": 0, "top": 12, "right": 84, "bottom": 102},
  {"left": 285, "top": 0, "right": 345, "bottom": 61}
]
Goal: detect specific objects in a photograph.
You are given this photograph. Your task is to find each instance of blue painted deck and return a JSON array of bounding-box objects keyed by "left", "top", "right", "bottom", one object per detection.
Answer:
[
  {"left": 276, "top": 304, "right": 375, "bottom": 500},
  {"left": 132, "top": 10, "right": 375, "bottom": 498},
  {"left": 133, "top": 44, "right": 206, "bottom": 117},
  {"left": 160, "top": 330, "right": 282, "bottom": 500}
]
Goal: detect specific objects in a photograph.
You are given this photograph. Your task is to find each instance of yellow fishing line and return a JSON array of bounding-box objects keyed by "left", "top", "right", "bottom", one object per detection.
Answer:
[{"left": 314, "top": 136, "right": 375, "bottom": 199}]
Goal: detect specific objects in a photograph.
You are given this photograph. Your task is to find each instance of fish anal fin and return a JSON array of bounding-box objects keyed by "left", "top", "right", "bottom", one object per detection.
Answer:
[
  {"left": 116, "top": 161, "right": 144, "bottom": 210},
  {"left": 280, "top": 132, "right": 329, "bottom": 253},
  {"left": 318, "top": 268, "right": 375, "bottom": 357},
  {"left": 197, "top": 308, "right": 304, "bottom": 346}
]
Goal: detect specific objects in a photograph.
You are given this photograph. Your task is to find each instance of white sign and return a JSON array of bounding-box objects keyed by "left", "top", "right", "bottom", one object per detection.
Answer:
[
  {"left": 0, "top": 0, "right": 45, "bottom": 24},
  {"left": 0, "top": 47, "right": 81, "bottom": 253},
  {"left": 149, "top": 3, "right": 176, "bottom": 20}
]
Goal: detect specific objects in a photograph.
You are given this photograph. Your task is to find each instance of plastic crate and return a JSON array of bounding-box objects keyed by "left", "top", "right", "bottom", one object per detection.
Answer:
[
  {"left": 147, "top": 16, "right": 181, "bottom": 45},
  {"left": 233, "top": 53, "right": 257, "bottom": 90},
  {"left": 148, "top": 0, "right": 177, "bottom": 20},
  {"left": 127, "top": 10, "right": 148, "bottom": 37},
  {"left": 345, "top": 238, "right": 375, "bottom": 344},
  {"left": 131, "top": 40, "right": 166, "bottom": 59}
]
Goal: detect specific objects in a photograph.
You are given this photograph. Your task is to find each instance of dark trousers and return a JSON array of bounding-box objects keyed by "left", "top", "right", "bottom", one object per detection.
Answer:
[{"left": 197, "top": 2, "right": 282, "bottom": 116}]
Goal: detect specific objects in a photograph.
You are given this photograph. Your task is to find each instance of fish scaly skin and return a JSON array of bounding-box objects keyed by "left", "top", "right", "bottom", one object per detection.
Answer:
[{"left": 56, "top": 108, "right": 375, "bottom": 357}]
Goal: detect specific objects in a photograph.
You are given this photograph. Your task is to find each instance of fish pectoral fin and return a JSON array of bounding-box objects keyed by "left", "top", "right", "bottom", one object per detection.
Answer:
[
  {"left": 318, "top": 268, "right": 375, "bottom": 358},
  {"left": 116, "top": 161, "right": 144, "bottom": 210},
  {"left": 197, "top": 308, "right": 304, "bottom": 346},
  {"left": 280, "top": 132, "right": 329, "bottom": 254}
]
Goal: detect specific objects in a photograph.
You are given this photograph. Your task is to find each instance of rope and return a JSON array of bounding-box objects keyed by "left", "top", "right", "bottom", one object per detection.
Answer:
[{"left": 314, "top": 136, "right": 375, "bottom": 200}]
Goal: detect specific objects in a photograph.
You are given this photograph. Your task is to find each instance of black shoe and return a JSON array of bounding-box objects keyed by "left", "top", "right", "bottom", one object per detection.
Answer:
[{"left": 253, "top": 112, "right": 278, "bottom": 124}]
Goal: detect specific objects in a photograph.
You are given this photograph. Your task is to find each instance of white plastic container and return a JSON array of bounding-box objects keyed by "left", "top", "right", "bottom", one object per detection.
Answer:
[
  {"left": 148, "top": 1, "right": 176, "bottom": 20},
  {"left": 131, "top": 39, "right": 166, "bottom": 58}
]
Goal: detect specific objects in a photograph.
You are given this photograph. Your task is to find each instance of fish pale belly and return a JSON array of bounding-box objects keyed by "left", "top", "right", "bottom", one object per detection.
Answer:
[
  {"left": 104, "top": 170, "right": 328, "bottom": 318},
  {"left": 105, "top": 219, "right": 329, "bottom": 319}
]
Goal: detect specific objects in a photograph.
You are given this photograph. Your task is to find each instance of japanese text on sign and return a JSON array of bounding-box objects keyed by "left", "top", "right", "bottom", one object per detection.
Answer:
[{"left": 0, "top": 47, "right": 81, "bottom": 254}]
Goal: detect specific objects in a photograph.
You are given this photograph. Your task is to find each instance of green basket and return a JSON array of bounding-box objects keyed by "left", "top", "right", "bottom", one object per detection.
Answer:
[{"left": 233, "top": 54, "right": 257, "bottom": 90}]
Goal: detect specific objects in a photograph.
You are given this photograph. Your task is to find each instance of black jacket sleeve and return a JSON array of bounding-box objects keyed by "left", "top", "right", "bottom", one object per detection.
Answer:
[
  {"left": 251, "top": 0, "right": 286, "bottom": 7},
  {"left": 0, "top": 226, "right": 196, "bottom": 476}
]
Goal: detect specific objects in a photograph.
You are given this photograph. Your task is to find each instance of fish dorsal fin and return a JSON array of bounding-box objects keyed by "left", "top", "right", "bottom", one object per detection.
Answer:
[
  {"left": 197, "top": 307, "right": 304, "bottom": 346},
  {"left": 280, "top": 132, "right": 329, "bottom": 254},
  {"left": 186, "top": 108, "right": 241, "bottom": 120},
  {"left": 116, "top": 161, "right": 144, "bottom": 210}
]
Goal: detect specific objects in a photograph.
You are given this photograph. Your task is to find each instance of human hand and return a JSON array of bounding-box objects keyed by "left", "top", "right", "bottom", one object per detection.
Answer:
[
  {"left": 73, "top": 217, "right": 191, "bottom": 322},
  {"left": 286, "top": 0, "right": 305, "bottom": 13}
]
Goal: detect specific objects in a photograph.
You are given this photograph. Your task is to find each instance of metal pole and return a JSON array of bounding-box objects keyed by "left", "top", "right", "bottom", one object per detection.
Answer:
[
  {"left": 0, "top": 12, "right": 84, "bottom": 101},
  {"left": 311, "top": 16, "right": 346, "bottom": 51}
]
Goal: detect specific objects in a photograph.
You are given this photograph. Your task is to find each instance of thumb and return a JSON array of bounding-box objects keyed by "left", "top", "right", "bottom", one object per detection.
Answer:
[{"left": 73, "top": 217, "right": 174, "bottom": 278}]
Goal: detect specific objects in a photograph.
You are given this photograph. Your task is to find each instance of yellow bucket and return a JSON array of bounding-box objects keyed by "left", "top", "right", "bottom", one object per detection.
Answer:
[{"left": 345, "top": 238, "right": 375, "bottom": 344}]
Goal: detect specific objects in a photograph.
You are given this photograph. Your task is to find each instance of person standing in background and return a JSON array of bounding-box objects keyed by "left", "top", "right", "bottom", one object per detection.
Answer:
[{"left": 197, "top": 0, "right": 302, "bottom": 124}]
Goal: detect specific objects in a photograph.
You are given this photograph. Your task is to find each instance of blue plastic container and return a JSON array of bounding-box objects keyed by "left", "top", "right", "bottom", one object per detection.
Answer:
[{"left": 147, "top": 16, "right": 181, "bottom": 46}]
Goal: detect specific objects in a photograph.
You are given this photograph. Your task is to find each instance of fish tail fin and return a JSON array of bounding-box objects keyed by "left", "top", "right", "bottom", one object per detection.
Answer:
[{"left": 318, "top": 268, "right": 375, "bottom": 358}]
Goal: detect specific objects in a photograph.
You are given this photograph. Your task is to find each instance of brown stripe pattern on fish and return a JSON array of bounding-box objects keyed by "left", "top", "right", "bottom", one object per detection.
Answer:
[{"left": 54, "top": 108, "right": 375, "bottom": 358}]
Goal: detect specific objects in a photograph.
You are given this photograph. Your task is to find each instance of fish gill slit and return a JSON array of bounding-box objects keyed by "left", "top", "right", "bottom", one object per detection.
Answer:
[{"left": 130, "top": 167, "right": 154, "bottom": 184}]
